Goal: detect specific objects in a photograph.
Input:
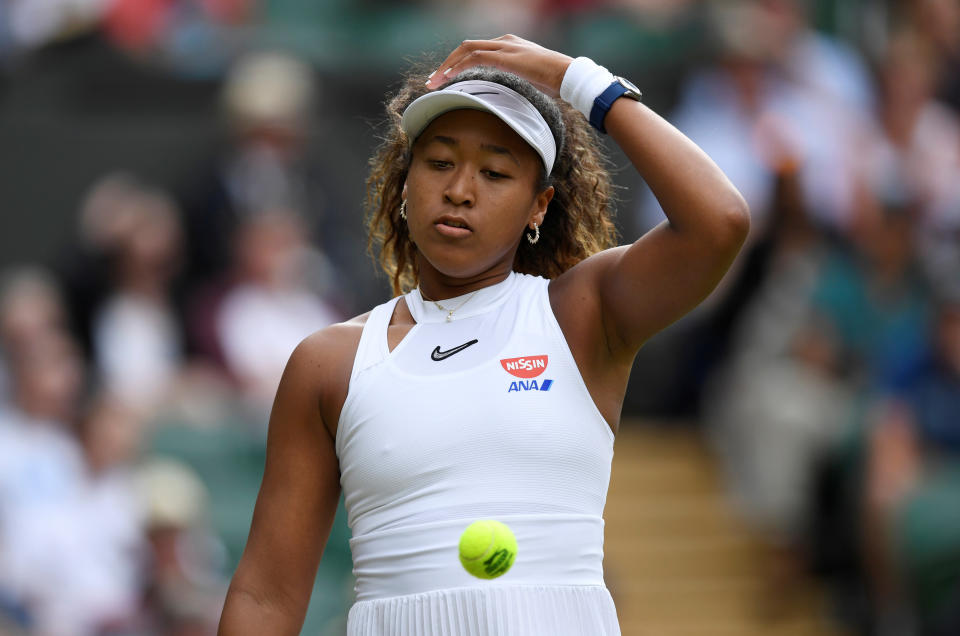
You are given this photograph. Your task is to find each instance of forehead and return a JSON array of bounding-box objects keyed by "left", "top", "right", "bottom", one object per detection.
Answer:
[{"left": 414, "top": 109, "right": 541, "bottom": 166}]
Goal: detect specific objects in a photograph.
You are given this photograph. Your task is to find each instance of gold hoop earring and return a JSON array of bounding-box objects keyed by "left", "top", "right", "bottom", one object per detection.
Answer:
[
  {"left": 399, "top": 200, "right": 407, "bottom": 221},
  {"left": 526, "top": 223, "right": 539, "bottom": 245}
]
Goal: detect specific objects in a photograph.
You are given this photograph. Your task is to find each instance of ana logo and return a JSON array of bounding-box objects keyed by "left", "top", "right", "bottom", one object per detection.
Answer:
[
  {"left": 508, "top": 379, "right": 553, "bottom": 393},
  {"left": 500, "top": 355, "right": 548, "bottom": 379}
]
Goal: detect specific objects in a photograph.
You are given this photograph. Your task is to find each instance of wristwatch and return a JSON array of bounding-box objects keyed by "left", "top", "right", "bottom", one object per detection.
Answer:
[{"left": 589, "top": 76, "right": 643, "bottom": 134}]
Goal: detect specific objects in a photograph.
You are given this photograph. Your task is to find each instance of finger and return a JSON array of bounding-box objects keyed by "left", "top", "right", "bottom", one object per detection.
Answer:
[
  {"left": 433, "top": 48, "right": 514, "bottom": 86},
  {"left": 427, "top": 40, "right": 502, "bottom": 87},
  {"left": 426, "top": 40, "right": 506, "bottom": 88}
]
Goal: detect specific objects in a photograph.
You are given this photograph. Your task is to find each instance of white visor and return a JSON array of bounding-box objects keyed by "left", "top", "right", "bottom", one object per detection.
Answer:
[{"left": 400, "top": 79, "right": 556, "bottom": 175}]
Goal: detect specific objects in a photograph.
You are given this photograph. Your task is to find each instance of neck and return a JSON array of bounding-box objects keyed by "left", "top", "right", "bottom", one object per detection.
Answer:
[{"left": 415, "top": 258, "right": 514, "bottom": 301}]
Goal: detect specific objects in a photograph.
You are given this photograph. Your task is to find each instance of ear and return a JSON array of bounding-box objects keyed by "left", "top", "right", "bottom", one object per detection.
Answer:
[
  {"left": 402, "top": 183, "right": 408, "bottom": 201},
  {"left": 528, "top": 186, "right": 554, "bottom": 228}
]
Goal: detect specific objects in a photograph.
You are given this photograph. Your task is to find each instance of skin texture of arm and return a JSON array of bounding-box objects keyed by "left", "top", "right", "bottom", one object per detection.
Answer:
[
  {"left": 428, "top": 36, "right": 751, "bottom": 430},
  {"left": 217, "top": 321, "right": 362, "bottom": 635}
]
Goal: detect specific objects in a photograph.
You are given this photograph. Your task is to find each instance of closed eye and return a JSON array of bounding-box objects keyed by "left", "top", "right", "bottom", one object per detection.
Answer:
[
  {"left": 428, "top": 159, "right": 453, "bottom": 169},
  {"left": 483, "top": 169, "right": 511, "bottom": 180}
]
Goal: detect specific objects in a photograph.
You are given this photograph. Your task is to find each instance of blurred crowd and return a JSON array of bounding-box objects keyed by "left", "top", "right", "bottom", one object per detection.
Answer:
[
  {"left": 1, "top": 1, "right": 959, "bottom": 636},
  {"left": 0, "top": 9, "right": 352, "bottom": 633}
]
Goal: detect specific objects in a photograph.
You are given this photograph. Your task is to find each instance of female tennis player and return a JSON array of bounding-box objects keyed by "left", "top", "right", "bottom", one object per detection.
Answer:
[{"left": 218, "top": 35, "right": 748, "bottom": 635}]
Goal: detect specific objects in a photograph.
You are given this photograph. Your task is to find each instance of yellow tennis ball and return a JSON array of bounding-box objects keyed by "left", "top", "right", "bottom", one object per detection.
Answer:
[{"left": 458, "top": 520, "right": 517, "bottom": 579}]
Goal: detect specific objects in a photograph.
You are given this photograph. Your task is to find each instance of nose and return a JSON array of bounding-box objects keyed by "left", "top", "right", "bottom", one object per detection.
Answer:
[{"left": 443, "top": 167, "right": 475, "bottom": 207}]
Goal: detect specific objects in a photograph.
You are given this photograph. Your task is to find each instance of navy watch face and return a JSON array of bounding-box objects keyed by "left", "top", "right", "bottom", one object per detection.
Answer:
[{"left": 616, "top": 77, "right": 642, "bottom": 101}]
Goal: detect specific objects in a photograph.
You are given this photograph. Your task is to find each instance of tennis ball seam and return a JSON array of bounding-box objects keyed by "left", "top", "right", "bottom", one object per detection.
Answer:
[{"left": 461, "top": 525, "right": 495, "bottom": 563}]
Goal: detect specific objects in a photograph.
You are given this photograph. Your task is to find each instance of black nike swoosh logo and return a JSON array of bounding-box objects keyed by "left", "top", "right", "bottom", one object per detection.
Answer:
[{"left": 431, "top": 339, "right": 479, "bottom": 361}]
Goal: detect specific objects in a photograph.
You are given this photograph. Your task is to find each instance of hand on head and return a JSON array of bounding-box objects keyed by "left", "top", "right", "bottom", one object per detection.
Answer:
[{"left": 425, "top": 35, "right": 573, "bottom": 97}]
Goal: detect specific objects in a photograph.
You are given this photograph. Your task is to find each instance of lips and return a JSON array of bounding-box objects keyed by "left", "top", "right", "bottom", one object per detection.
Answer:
[{"left": 434, "top": 215, "right": 473, "bottom": 238}]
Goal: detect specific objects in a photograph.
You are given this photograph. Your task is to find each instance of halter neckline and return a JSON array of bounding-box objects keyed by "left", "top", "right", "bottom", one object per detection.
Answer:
[{"left": 406, "top": 272, "right": 518, "bottom": 324}]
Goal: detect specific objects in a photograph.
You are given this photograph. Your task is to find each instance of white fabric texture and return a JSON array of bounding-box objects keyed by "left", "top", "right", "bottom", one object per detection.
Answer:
[
  {"left": 559, "top": 57, "right": 615, "bottom": 120},
  {"left": 347, "top": 585, "right": 620, "bottom": 636},
  {"left": 336, "top": 272, "right": 618, "bottom": 635}
]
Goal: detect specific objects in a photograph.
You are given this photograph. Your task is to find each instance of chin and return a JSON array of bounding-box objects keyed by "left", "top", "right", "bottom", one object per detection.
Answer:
[{"left": 417, "top": 247, "right": 500, "bottom": 281}]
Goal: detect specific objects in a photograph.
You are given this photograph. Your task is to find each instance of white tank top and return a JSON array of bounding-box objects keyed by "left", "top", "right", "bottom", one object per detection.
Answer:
[{"left": 336, "top": 272, "right": 615, "bottom": 603}]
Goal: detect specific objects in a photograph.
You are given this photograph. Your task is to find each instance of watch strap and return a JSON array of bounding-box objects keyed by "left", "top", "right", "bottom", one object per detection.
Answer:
[{"left": 589, "top": 81, "right": 630, "bottom": 134}]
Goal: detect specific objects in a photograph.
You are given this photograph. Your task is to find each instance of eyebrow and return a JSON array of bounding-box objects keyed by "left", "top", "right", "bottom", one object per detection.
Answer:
[{"left": 428, "top": 135, "right": 521, "bottom": 166}]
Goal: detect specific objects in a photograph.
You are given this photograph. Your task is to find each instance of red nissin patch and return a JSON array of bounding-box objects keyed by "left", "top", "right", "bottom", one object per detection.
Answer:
[{"left": 500, "top": 355, "right": 548, "bottom": 378}]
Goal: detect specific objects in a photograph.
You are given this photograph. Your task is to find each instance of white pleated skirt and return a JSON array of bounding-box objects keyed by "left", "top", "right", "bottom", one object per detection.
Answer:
[{"left": 346, "top": 584, "right": 620, "bottom": 636}]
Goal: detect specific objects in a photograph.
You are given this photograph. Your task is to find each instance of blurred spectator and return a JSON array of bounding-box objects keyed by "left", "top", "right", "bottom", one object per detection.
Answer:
[
  {"left": 0, "top": 330, "right": 92, "bottom": 635},
  {"left": 179, "top": 49, "right": 320, "bottom": 288},
  {"left": 89, "top": 176, "right": 186, "bottom": 413},
  {"left": 69, "top": 393, "right": 150, "bottom": 636},
  {"left": 212, "top": 207, "right": 342, "bottom": 412},
  {"left": 810, "top": 193, "right": 932, "bottom": 392},
  {"left": 80, "top": 392, "right": 144, "bottom": 479},
  {"left": 861, "top": 288, "right": 960, "bottom": 636},
  {"left": 133, "top": 457, "right": 226, "bottom": 636},
  {"left": 0, "top": 267, "right": 70, "bottom": 401},
  {"left": 638, "top": 0, "right": 875, "bottom": 239},
  {"left": 864, "top": 29, "right": 960, "bottom": 320},
  {"left": 1, "top": 273, "right": 149, "bottom": 636},
  {"left": 875, "top": 28, "right": 960, "bottom": 221},
  {"left": 59, "top": 173, "right": 153, "bottom": 360}
]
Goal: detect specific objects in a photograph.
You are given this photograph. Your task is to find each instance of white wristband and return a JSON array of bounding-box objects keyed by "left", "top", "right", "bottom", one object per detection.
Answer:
[{"left": 560, "top": 56, "right": 615, "bottom": 120}]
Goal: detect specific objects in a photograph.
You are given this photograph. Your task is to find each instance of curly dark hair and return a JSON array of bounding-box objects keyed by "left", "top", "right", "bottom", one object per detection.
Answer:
[{"left": 365, "top": 64, "right": 617, "bottom": 296}]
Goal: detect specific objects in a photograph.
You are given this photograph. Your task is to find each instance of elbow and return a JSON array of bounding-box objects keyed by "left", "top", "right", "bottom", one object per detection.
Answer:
[{"left": 716, "top": 191, "right": 751, "bottom": 252}]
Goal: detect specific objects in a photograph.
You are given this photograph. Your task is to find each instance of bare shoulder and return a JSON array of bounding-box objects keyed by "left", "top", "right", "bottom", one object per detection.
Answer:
[
  {"left": 294, "top": 312, "right": 371, "bottom": 366},
  {"left": 286, "top": 311, "right": 372, "bottom": 435}
]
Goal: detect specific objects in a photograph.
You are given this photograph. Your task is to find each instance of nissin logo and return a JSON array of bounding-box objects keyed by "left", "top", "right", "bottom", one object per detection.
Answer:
[{"left": 500, "top": 355, "right": 548, "bottom": 378}]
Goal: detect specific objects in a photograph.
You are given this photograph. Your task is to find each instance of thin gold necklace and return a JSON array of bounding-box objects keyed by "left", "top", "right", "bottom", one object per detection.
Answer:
[{"left": 418, "top": 287, "right": 480, "bottom": 322}]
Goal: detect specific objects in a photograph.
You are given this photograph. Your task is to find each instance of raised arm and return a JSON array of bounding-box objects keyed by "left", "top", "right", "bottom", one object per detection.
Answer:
[
  {"left": 427, "top": 35, "right": 750, "bottom": 358},
  {"left": 218, "top": 327, "right": 353, "bottom": 635},
  {"left": 584, "top": 84, "right": 749, "bottom": 352}
]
